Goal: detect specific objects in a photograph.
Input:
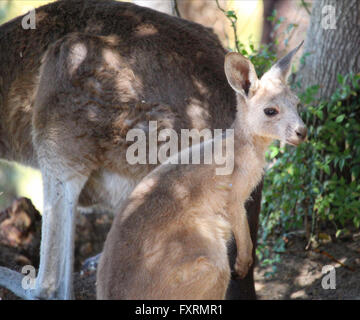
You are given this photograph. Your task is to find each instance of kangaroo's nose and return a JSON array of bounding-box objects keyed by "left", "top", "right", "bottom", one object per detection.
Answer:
[{"left": 295, "top": 126, "right": 307, "bottom": 140}]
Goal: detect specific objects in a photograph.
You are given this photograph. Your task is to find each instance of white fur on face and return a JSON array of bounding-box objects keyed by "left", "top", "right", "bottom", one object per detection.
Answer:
[{"left": 243, "top": 78, "right": 304, "bottom": 143}]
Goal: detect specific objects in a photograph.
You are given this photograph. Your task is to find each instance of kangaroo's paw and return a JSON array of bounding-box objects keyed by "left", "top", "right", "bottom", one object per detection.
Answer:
[{"left": 234, "top": 253, "right": 253, "bottom": 279}]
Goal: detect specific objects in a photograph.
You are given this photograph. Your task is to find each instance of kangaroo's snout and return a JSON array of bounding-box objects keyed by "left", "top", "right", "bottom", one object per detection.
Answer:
[
  {"left": 295, "top": 126, "right": 307, "bottom": 140},
  {"left": 287, "top": 125, "right": 307, "bottom": 146}
]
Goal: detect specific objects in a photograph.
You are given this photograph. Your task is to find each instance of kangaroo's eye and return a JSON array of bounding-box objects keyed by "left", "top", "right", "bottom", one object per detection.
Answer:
[{"left": 264, "top": 108, "right": 279, "bottom": 117}]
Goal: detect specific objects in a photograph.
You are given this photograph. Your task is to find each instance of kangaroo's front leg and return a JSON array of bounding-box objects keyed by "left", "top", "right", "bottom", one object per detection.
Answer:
[{"left": 228, "top": 203, "right": 253, "bottom": 279}]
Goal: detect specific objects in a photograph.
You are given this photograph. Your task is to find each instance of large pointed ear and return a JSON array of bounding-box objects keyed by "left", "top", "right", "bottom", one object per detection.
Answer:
[
  {"left": 263, "top": 41, "right": 304, "bottom": 82},
  {"left": 224, "top": 52, "right": 259, "bottom": 99}
]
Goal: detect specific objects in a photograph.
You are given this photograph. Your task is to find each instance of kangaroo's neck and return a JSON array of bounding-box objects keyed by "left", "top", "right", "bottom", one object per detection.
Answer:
[
  {"left": 229, "top": 112, "right": 272, "bottom": 194},
  {"left": 232, "top": 113, "right": 272, "bottom": 163}
]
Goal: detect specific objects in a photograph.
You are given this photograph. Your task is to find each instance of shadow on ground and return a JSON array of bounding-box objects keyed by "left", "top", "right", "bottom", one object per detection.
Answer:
[
  {"left": 0, "top": 198, "right": 359, "bottom": 300},
  {"left": 254, "top": 233, "right": 360, "bottom": 299}
]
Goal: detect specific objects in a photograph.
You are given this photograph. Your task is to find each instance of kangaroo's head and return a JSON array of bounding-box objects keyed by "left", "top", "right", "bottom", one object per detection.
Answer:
[{"left": 224, "top": 42, "right": 307, "bottom": 146}]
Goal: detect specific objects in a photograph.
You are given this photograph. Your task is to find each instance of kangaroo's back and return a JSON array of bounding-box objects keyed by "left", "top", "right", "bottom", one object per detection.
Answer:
[{"left": 0, "top": 0, "right": 236, "bottom": 165}]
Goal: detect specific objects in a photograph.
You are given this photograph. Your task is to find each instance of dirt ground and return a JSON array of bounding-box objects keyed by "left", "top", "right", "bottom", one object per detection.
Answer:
[
  {"left": 0, "top": 198, "right": 359, "bottom": 300},
  {"left": 254, "top": 232, "right": 360, "bottom": 300}
]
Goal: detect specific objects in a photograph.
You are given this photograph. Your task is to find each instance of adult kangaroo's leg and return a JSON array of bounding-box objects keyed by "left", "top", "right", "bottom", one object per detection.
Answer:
[
  {"left": 226, "top": 180, "right": 263, "bottom": 300},
  {"left": 34, "top": 164, "right": 88, "bottom": 299},
  {"left": 0, "top": 161, "right": 88, "bottom": 299},
  {"left": 25, "top": 34, "right": 98, "bottom": 299}
]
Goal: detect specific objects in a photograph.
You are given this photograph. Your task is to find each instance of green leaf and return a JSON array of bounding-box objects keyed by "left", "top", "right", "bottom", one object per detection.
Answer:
[
  {"left": 339, "top": 158, "right": 346, "bottom": 171},
  {"left": 323, "top": 165, "right": 330, "bottom": 175},
  {"left": 336, "top": 114, "right": 345, "bottom": 123},
  {"left": 270, "top": 146, "right": 279, "bottom": 159}
]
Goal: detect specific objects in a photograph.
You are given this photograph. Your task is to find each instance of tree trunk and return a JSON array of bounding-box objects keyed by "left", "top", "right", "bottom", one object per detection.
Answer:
[
  {"left": 299, "top": 0, "right": 360, "bottom": 99},
  {"left": 261, "top": 0, "right": 276, "bottom": 45},
  {"left": 261, "top": 0, "right": 310, "bottom": 58}
]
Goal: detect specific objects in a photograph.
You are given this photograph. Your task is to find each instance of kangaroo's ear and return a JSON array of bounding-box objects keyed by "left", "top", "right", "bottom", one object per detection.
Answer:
[
  {"left": 263, "top": 41, "right": 304, "bottom": 82},
  {"left": 224, "top": 52, "right": 258, "bottom": 99}
]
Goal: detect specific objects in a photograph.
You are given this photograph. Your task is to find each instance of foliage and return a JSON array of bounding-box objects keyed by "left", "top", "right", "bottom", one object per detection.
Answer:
[
  {"left": 215, "top": 0, "right": 241, "bottom": 52},
  {"left": 216, "top": 1, "right": 278, "bottom": 77},
  {"left": 260, "top": 72, "right": 360, "bottom": 268},
  {"left": 216, "top": 5, "right": 360, "bottom": 273}
]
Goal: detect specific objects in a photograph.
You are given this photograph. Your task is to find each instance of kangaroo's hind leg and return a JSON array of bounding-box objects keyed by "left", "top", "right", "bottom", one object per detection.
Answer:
[
  {"left": 34, "top": 159, "right": 89, "bottom": 299},
  {"left": 0, "top": 150, "right": 90, "bottom": 300},
  {"left": 151, "top": 254, "right": 231, "bottom": 300}
]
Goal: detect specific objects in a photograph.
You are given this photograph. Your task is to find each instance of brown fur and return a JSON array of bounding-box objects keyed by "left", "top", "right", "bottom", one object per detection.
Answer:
[
  {"left": 0, "top": 0, "right": 262, "bottom": 299},
  {"left": 97, "top": 50, "right": 306, "bottom": 300},
  {"left": 0, "top": 0, "right": 236, "bottom": 201},
  {"left": 97, "top": 143, "right": 256, "bottom": 300}
]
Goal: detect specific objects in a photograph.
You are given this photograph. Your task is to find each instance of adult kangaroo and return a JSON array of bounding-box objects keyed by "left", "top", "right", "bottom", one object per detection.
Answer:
[{"left": 0, "top": 0, "right": 261, "bottom": 299}]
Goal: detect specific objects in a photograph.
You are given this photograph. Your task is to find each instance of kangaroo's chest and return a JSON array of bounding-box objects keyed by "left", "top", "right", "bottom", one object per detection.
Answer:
[{"left": 234, "top": 146, "right": 266, "bottom": 202}]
